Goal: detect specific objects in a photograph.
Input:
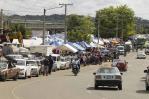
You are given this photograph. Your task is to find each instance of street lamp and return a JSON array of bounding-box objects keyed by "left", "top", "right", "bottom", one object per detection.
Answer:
[{"left": 43, "top": 6, "right": 63, "bottom": 45}]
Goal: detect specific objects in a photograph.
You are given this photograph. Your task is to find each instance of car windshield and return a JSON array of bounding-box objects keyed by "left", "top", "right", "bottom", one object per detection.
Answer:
[
  {"left": 113, "top": 59, "right": 120, "bottom": 63},
  {"left": 8, "top": 55, "right": 23, "bottom": 59},
  {"left": 0, "top": 62, "right": 7, "bottom": 69},
  {"left": 117, "top": 46, "right": 124, "bottom": 50},
  {"left": 16, "top": 60, "right": 25, "bottom": 66},
  {"left": 26, "top": 61, "right": 38, "bottom": 66},
  {"left": 60, "top": 58, "right": 66, "bottom": 62},
  {"left": 98, "top": 68, "right": 117, "bottom": 73},
  {"left": 138, "top": 51, "right": 144, "bottom": 54}
]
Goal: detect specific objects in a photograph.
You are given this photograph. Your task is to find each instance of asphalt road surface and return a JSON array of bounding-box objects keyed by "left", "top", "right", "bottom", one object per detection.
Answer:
[{"left": 0, "top": 51, "right": 149, "bottom": 99}]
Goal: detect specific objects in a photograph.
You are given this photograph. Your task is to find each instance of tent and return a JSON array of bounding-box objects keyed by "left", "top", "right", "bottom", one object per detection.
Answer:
[
  {"left": 49, "top": 41, "right": 63, "bottom": 46},
  {"left": 77, "top": 41, "right": 91, "bottom": 49},
  {"left": 90, "top": 42, "right": 97, "bottom": 47},
  {"left": 93, "top": 39, "right": 104, "bottom": 45},
  {"left": 57, "top": 44, "right": 78, "bottom": 53},
  {"left": 73, "top": 43, "right": 85, "bottom": 51}
]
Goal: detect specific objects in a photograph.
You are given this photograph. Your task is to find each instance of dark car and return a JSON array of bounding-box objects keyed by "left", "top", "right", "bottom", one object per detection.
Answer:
[
  {"left": 0, "top": 61, "right": 20, "bottom": 81},
  {"left": 93, "top": 67, "right": 123, "bottom": 90}
]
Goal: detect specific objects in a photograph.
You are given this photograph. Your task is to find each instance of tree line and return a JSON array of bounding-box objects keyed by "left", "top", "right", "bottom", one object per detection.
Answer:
[{"left": 5, "top": 5, "right": 149, "bottom": 43}]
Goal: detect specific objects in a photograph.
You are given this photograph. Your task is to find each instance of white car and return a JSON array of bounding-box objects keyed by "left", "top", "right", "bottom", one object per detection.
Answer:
[
  {"left": 15, "top": 59, "right": 32, "bottom": 79},
  {"left": 137, "top": 51, "right": 146, "bottom": 59},
  {"left": 6, "top": 54, "right": 23, "bottom": 59},
  {"left": 26, "top": 60, "right": 40, "bottom": 77},
  {"left": 93, "top": 67, "right": 122, "bottom": 90},
  {"left": 59, "top": 57, "right": 70, "bottom": 70},
  {"left": 51, "top": 54, "right": 61, "bottom": 71}
]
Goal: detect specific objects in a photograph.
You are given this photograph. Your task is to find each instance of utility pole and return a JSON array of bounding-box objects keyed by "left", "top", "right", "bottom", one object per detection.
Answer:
[
  {"left": 24, "top": 15, "right": 27, "bottom": 29},
  {"left": 97, "top": 18, "right": 100, "bottom": 49},
  {"left": 59, "top": 3, "right": 73, "bottom": 44},
  {"left": 1, "top": 9, "right": 3, "bottom": 34},
  {"left": 43, "top": 9, "right": 46, "bottom": 45},
  {"left": 116, "top": 15, "right": 119, "bottom": 38},
  {"left": 121, "top": 15, "right": 124, "bottom": 41}
]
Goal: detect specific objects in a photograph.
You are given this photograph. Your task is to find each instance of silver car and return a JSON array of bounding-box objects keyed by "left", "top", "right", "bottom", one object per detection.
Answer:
[
  {"left": 93, "top": 67, "right": 122, "bottom": 90},
  {"left": 137, "top": 51, "right": 146, "bottom": 59}
]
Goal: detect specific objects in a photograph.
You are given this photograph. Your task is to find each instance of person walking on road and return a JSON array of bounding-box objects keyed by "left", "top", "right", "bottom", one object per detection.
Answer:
[
  {"left": 48, "top": 55, "right": 54, "bottom": 75},
  {"left": 43, "top": 56, "right": 50, "bottom": 76}
]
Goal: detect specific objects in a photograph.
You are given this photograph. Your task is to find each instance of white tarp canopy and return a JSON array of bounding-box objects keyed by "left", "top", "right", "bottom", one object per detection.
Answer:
[
  {"left": 90, "top": 42, "right": 97, "bottom": 47},
  {"left": 93, "top": 39, "right": 104, "bottom": 45},
  {"left": 125, "top": 40, "right": 132, "bottom": 45},
  {"left": 57, "top": 44, "right": 78, "bottom": 53},
  {"left": 23, "top": 38, "right": 42, "bottom": 48},
  {"left": 90, "top": 42, "right": 105, "bottom": 48}
]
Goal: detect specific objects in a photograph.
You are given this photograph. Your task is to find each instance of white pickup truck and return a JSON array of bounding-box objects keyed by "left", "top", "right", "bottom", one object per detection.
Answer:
[{"left": 30, "top": 45, "right": 55, "bottom": 56}]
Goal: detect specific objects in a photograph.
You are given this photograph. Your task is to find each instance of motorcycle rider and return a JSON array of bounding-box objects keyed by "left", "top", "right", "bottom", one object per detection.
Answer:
[{"left": 71, "top": 58, "right": 80, "bottom": 72}]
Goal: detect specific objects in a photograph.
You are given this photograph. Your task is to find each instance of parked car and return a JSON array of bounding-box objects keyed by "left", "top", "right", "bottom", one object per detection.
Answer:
[
  {"left": 93, "top": 67, "right": 123, "bottom": 90},
  {"left": 15, "top": 59, "right": 32, "bottom": 79},
  {"left": 144, "top": 67, "right": 149, "bottom": 91},
  {"left": 51, "top": 54, "right": 60, "bottom": 71},
  {"left": 26, "top": 60, "right": 40, "bottom": 77},
  {"left": 6, "top": 54, "right": 23, "bottom": 59},
  {"left": 0, "top": 61, "right": 20, "bottom": 81},
  {"left": 112, "top": 59, "right": 128, "bottom": 71},
  {"left": 137, "top": 51, "right": 146, "bottom": 59},
  {"left": 59, "top": 57, "right": 70, "bottom": 70}
]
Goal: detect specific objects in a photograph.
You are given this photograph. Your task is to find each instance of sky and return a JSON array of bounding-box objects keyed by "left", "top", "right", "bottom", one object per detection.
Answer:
[{"left": 0, "top": 0, "right": 149, "bottom": 19}]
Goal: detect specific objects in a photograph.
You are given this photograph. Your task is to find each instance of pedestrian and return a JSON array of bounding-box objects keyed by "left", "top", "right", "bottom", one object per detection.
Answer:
[
  {"left": 48, "top": 55, "right": 54, "bottom": 75},
  {"left": 43, "top": 56, "right": 50, "bottom": 76}
]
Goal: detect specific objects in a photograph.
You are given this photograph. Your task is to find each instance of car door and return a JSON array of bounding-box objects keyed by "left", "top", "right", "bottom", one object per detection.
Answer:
[
  {"left": 26, "top": 61, "right": 31, "bottom": 77},
  {"left": 147, "top": 71, "right": 149, "bottom": 84},
  {"left": 7, "top": 63, "right": 14, "bottom": 78}
]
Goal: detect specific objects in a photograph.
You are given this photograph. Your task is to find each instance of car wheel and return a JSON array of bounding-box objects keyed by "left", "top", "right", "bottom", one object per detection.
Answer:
[
  {"left": 24, "top": 72, "right": 27, "bottom": 79},
  {"left": 2, "top": 74, "right": 7, "bottom": 81},
  {"left": 94, "top": 83, "right": 98, "bottom": 89},
  {"left": 13, "top": 73, "right": 19, "bottom": 81},
  {"left": 36, "top": 72, "right": 39, "bottom": 77},
  {"left": 118, "top": 83, "right": 122, "bottom": 90},
  {"left": 146, "top": 84, "right": 149, "bottom": 91}
]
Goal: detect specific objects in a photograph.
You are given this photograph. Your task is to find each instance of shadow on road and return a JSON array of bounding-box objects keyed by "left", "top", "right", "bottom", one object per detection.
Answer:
[
  {"left": 87, "top": 87, "right": 118, "bottom": 91},
  {"left": 141, "top": 77, "right": 146, "bottom": 79},
  {"left": 140, "top": 79, "right": 146, "bottom": 82},
  {"left": 136, "top": 90, "right": 149, "bottom": 94},
  {"left": 64, "top": 74, "right": 76, "bottom": 76}
]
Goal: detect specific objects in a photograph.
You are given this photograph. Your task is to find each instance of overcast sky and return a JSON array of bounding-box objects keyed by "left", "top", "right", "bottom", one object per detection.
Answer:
[{"left": 1, "top": 0, "right": 149, "bottom": 19}]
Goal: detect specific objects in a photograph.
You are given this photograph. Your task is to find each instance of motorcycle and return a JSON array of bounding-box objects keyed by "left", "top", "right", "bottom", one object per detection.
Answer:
[{"left": 72, "top": 64, "right": 79, "bottom": 76}]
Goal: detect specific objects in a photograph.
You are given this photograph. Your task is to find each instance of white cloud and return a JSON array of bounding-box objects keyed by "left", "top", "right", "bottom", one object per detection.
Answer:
[{"left": 0, "top": 0, "right": 149, "bottom": 19}]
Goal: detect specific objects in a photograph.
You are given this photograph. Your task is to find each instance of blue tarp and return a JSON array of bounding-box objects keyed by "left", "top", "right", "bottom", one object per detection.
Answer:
[
  {"left": 82, "top": 41, "right": 91, "bottom": 48},
  {"left": 67, "top": 42, "right": 85, "bottom": 51},
  {"left": 49, "top": 41, "right": 63, "bottom": 46},
  {"left": 73, "top": 43, "right": 85, "bottom": 51},
  {"left": 76, "top": 41, "right": 91, "bottom": 49}
]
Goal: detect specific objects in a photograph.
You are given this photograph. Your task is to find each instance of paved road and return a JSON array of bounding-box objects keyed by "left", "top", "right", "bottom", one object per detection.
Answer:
[{"left": 0, "top": 52, "right": 149, "bottom": 99}]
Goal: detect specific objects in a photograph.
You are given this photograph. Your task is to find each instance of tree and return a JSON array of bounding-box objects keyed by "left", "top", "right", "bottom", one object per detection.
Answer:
[
  {"left": 10, "top": 24, "right": 31, "bottom": 39},
  {"left": 67, "top": 14, "right": 95, "bottom": 43},
  {"left": 95, "top": 5, "right": 135, "bottom": 40}
]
